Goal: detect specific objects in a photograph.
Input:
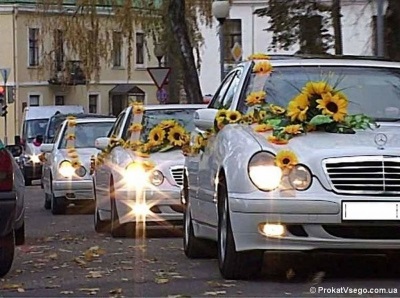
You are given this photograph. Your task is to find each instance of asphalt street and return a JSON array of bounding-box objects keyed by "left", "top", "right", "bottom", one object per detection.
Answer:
[{"left": 1, "top": 183, "right": 400, "bottom": 297}]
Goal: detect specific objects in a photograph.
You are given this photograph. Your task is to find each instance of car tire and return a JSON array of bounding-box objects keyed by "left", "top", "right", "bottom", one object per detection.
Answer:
[
  {"left": 0, "top": 231, "right": 15, "bottom": 278},
  {"left": 94, "top": 184, "right": 110, "bottom": 233},
  {"left": 15, "top": 222, "right": 25, "bottom": 246},
  {"left": 217, "top": 176, "right": 264, "bottom": 280},
  {"left": 51, "top": 194, "right": 67, "bottom": 215},
  {"left": 24, "top": 178, "right": 32, "bottom": 187},
  {"left": 44, "top": 193, "right": 51, "bottom": 210}
]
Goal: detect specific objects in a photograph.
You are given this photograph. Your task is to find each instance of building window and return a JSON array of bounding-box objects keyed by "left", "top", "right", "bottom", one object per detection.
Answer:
[
  {"left": 136, "top": 33, "right": 144, "bottom": 65},
  {"left": 29, "top": 28, "right": 39, "bottom": 67},
  {"left": 113, "top": 31, "right": 123, "bottom": 67},
  {"left": 223, "top": 19, "right": 242, "bottom": 64},
  {"left": 89, "top": 94, "right": 98, "bottom": 113},
  {"left": 54, "top": 29, "right": 64, "bottom": 71},
  {"left": 55, "top": 95, "right": 65, "bottom": 105},
  {"left": 299, "top": 15, "right": 324, "bottom": 54},
  {"left": 29, "top": 95, "right": 40, "bottom": 106}
]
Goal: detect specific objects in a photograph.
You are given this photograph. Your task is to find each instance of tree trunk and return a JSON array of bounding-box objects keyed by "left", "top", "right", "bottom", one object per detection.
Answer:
[
  {"left": 167, "top": 0, "right": 204, "bottom": 104},
  {"left": 385, "top": 0, "right": 400, "bottom": 61},
  {"left": 332, "top": 0, "right": 343, "bottom": 55}
]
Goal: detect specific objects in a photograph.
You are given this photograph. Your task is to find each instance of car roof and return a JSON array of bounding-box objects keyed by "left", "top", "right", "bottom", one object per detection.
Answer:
[
  {"left": 63, "top": 117, "right": 116, "bottom": 124},
  {"left": 50, "top": 113, "right": 115, "bottom": 120},
  {"left": 24, "top": 105, "right": 84, "bottom": 120},
  {"left": 143, "top": 104, "right": 207, "bottom": 110}
]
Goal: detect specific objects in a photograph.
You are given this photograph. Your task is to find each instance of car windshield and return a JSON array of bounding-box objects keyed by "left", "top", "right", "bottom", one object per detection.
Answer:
[
  {"left": 25, "top": 119, "right": 49, "bottom": 141},
  {"left": 59, "top": 122, "right": 114, "bottom": 149},
  {"left": 140, "top": 109, "right": 197, "bottom": 142},
  {"left": 47, "top": 116, "right": 68, "bottom": 140},
  {"left": 241, "top": 65, "right": 400, "bottom": 120}
]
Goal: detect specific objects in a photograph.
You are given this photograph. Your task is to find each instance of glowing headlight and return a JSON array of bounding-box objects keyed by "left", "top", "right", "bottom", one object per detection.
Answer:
[
  {"left": 132, "top": 203, "right": 150, "bottom": 215},
  {"left": 149, "top": 170, "right": 164, "bottom": 186},
  {"left": 248, "top": 152, "right": 282, "bottom": 191},
  {"left": 59, "top": 160, "right": 75, "bottom": 177},
  {"left": 30, "top": 154, "right": 41, "bottom": 163},
  {"left": 288, "top": 165, "right": 312, "bottom": 190},
  {"left": 125, "top": 162, "right": 148, "bottom": 186}
]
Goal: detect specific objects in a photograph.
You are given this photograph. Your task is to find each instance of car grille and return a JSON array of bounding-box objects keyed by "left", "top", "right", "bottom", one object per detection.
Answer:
[
  {"left": 170, "top": 167, "right": 184, "bottom": 186},
  {"left": 323, "top": 156, "right": 400, "bottom": 195}
]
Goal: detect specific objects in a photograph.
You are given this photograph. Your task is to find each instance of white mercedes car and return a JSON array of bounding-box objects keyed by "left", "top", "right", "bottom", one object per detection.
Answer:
[
  {"left": 183, "top": 57, "right": 400, "bottom": 280},
  {"left": 92, "top": 104, "right": 205, "bottom": 237},
  {"left": 40, "top": 117, "right": 115, "bottom": 215}
]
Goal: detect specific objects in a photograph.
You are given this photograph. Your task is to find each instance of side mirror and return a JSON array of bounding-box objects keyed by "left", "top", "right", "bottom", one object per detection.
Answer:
[
  {"left": 5, "top": 145, "right": 23, "bottom": 157},
  {"left": 95, "top": 137, "right": 110, "bottom": 150},
  {"left": 193, "top": 108, "right": 218, "bottom": 131},
  {"left": 40, "top": 143, "right": 54, "bottom": 153}
]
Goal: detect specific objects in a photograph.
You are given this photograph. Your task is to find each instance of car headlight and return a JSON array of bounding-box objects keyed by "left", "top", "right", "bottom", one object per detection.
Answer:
[
  {"left": 288, "top": 164, "right": 312, "bottom": 190},
  {"left": 125, "top": 162, "right": 148, "bottom": 186},
  {"left": 75, "top": 166, "right": 87, "bottom": 177},
  {"left": 149, "top": 170, "right": 164, "bottom": 186},
  {"left": 59, "top": 160, "right": 75, "bottom": 177},
  {"left": 248, "top": 152, "right": 282, "bottom": 191}
]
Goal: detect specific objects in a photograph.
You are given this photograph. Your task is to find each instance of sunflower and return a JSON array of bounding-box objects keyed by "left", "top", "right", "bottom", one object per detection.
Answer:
[
  {"left": 129, "top": 123, "right": 143, "bottom": 132},
  {"left": 254, "top": 124, "right": 273, "bottom": 132},
  {"left": 142, "top": 141, "right": 154, "bottom": 152},
  {"left": 240, "top": 114, "right": 254, "bottom": 124},
  {"left": 247, "top": 53, "right": 270, "bottom": 60},
  {"left": 159, "top": 120, "right": 176, "bottom": 129},
  {"left": 283, "top": 124, "right": 303, "bottom": 135},
  {"left": 258, "top": 110, "right": 267, "bottom": 122},
  {"left": 267, "top": 135, "right": 289, "bottom": 145},
  {"left": 227, "top": 111, "right": 242, "bottom": 123},
  {"left": 216, "top": 109, "right": 229, "bottom": 119},
  {"left": 66, "top": 133, "right": 76, "bottom": 141},
  {"left": 275, "top": 150, "right": 298, "bottom": 170},
  {"left": 133, "top": 104, "right": 145, "bottom": 115},
  {"left": 245, "top": 91, "right": 267, "bottom": 106},
  {"left": 71, "top": 159, "right": 81, "bottom": 169},
  {"left": 269, "top": 104, "right": 286, "bottom": 115},
  {"left": 316, "top": 92, "right": 348, "bottom": 122},
  {"left": 68, "top": 120, "right": 77, "bottom": 127},
  {"left": 130, "top": 140, "right": 142, "bottom": 150},
  {"left": 194, "top": 134, "right": 204, "bottom": 147},
  {"left": 287, "top": 93, "right": 310, "bottom": 122},
  {"left": 141, "top": 160, "right": 156, "bottom": 171},
  {"left": 69, "top": 152, "right": 79, "bottom": 159},
  {"left": 67, "top": 148, "right": 76, "bottom": 154},
  {"left": 67, "top": 116, "right": 76, "bottom": 121},
  {"left": 148, "top": 127, "right": 166, "bottom": 146},
  {"left": 302, "top": 81, "right": 333, "bottom": 96},
  {"left": 252, "top": 61, "right": 273, "bottom": 75},
  {"left": 168, "top": 125, "right": 187, "bottom": 147}
]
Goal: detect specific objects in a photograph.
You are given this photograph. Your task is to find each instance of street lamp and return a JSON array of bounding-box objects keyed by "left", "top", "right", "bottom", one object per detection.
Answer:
[
  {"left": 212, "top": 0, "right": 230, "bottom": 82},
  {"left": 153, "top": 43, "right": 165, "bottom": 67}
]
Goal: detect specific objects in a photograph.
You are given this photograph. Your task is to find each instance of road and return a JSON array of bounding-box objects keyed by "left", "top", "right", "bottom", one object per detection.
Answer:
[{"left": 1, "top": 183, "right": 400, "bottom": 297}]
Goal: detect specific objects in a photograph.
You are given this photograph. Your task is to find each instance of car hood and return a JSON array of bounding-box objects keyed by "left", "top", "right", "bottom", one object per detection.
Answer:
[
  {"left": 58, "top": 148, "right": 99, "bottom": 162},
  {"left": 127, "top": 149, "right": 185, "bottom": 169}
]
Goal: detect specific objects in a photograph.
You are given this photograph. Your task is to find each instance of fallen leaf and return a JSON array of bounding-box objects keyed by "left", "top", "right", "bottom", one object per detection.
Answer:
[
  {"left": 60, "top": 291, "right": 74, "bottom": 295},
  {"left": 2, "top": 283, "right": 24, "bottom": 290},
  {"left": 17, "top": 288, "right": 25, "bottom": 293},
  {"left": 48, "top": 253, "right": 58, "bottom": 260},
  {"left": 45, "top": 284, "right": 61, "bottom": 289},
  {"left": 109, "top": 288, "right": 122, "bottom": 294},
  {"left": 73, "top": 257, "right": 87, "bottom": 266},
  {"left": 204, "top": 291, "right": 226, "bottom": 296},
  {"left": 286, "top": 268, "right": 296, "bottom": 280},
  {"left": 86, "top": 271, "right": 103, "bottom": 278},
  {"left": 154, "top": 277, "right": 169, "bottom": 284},
  {"left": 79, "top": 288, "right": 100, "bottom": 292}
]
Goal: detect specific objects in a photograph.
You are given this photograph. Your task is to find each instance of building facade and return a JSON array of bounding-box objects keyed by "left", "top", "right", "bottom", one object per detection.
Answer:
[
  {"left": 198, "top": 0, "right": 381, "bottom": 95},
  {"left": 0, "top": 1, "right": 160, "bottom": 142}
]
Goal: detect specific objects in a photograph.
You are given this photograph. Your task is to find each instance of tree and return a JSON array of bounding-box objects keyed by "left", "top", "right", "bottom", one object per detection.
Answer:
[
  {"left": 254, "top": 0, "right": 342, "bottom": 55},
  {"left": 33, "top": 0, "right": 213, "bottom": 104}
]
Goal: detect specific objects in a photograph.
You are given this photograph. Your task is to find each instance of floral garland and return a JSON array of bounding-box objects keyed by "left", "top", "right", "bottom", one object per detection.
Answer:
[{"left": 65, "top": 116, "right": 82, "bottom": 169}]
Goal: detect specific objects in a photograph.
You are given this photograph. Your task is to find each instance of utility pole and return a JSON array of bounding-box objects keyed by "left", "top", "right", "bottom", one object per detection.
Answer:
[
  {"left": 377, "top": 0, "right": 385, "bottom": 57},
  {"left": 0, "top": 68, "right": 10, "bottom": 145}
]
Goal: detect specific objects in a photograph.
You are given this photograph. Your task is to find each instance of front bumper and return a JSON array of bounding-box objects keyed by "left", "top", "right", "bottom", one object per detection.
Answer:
[
  {"left": 0, "top": 192, "right": 16, "bottom": 238},
  {"left": 22, "top": 163, "right": 42, "bottom": 180},
  {"left": 52, "top": 180, "right": 94, "bottom": 200},
  {"left": 115, "top": 187, "right": 183, "bottom": 225},
  {"left": 229, "top": 184, "right": 400, "bottom": 252}
]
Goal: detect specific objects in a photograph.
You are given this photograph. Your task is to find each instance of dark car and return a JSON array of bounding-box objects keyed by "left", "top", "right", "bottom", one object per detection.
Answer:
[{"left": 0, "top": 143, "right": 25, "bottom": 277}]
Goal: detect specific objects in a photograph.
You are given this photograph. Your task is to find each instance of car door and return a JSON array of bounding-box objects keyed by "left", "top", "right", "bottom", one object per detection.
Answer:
[
  {"left": 95, "top": 111, "right": 128, "bottom": 210},
  {"left": 191, "top": 70, "right": 241, "bottom": 225}
]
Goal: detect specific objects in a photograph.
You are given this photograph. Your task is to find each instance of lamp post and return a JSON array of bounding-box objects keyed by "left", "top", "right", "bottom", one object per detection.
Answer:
[
  {"left": 212, "top": 0, "right": 230, "bottom": 82},
  {"left": 154, "top": 43, "right": 165, "bottom": 67}
]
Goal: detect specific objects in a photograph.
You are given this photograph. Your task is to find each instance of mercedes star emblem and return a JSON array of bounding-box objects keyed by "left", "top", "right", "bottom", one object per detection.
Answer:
[{"left": 374, "top": 133, "right": 388, "bottom": 149}]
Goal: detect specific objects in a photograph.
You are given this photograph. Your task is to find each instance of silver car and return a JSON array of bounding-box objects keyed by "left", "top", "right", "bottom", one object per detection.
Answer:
[
  {"left": 0, "top": 143, "right": 25, "bottom": 277},
  {"left": 93, "top": 104, "right": 205, "bottom": 237},
  {"left": 183, "top": 58, "right": 400, "bottom": 279},
  {"left": 40, "top": 117, "right": 115, "bottom": 215}
]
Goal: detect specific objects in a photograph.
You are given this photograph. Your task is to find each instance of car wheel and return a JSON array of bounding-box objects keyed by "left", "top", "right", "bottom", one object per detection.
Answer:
[
  {"left": 94, "top": 184, "right": 110, "bottom": 233},
  {"left": 51, "top": 194, "right": 67, "bottom": 215},
  {"left": 44, "top": 193, "right": 51, "bottom": 210},
  {"left": 15, "top": 222, "right": 25, "bottom": 246},
  {"left": 0, "top": 231, "right": 15, "bottom": 277},
  {"left": 110, "top": 180, "right": 136, "bottom": 238},
  {"left": 217, "top": 176, "right": 264, "bottom": 280}
]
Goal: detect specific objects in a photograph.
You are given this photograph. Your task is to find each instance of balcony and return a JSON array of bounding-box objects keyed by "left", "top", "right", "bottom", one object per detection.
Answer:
[{"left": 48, "top": 60, "right": 88, "bottom": 85}]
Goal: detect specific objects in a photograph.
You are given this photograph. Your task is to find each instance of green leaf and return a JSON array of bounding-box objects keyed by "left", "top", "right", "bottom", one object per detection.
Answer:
[
  {"left": 309, "top": 115, "right": 333, "bottom": 126},
  {"left": 266, "top": 119, "right": 282, "bottom": 127}
]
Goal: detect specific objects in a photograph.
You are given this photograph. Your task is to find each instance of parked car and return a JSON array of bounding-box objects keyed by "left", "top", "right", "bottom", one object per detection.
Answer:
[
  {"left": 40, "top": 117, "right": 115, "bottom": 215},
  {"left": 19, "top": 105, "right": 84, "bottom": 186},
  {"left": 0, "top": 143, "right": 25, "bottom": 277},
  {"left": 183, "top": 57, "right": 400, "bottom": 280},
  {"left": 92, "top": 104, "right": 206, "bottom": 237}
]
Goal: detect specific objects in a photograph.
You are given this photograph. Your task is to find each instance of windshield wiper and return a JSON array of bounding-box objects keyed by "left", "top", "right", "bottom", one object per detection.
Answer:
[{"left": 375, "top": 118, "right": 400, "bottom": 122}]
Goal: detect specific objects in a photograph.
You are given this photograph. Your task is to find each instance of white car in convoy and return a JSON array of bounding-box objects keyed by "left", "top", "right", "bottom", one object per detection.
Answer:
[
  {"left": 92, "top": 104, "right": 205, "bottom": 237},
  {"left": 183, "top": 57, "right": 400, "bottom": 280},
  {"left": 40, "top": 117, "right": 115, "bottom": 214}
]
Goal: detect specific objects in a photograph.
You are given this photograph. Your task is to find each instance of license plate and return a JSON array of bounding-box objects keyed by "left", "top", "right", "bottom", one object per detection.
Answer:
[{"left": 342, "top": 202, "right": 400, "bottom": 220}]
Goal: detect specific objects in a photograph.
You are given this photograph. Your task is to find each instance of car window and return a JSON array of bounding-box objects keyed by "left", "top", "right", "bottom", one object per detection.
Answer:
[
  {"left": 222, "top": 68, "right": 242, "bottom": 109},
  {"left": 52, "top": 123, "right": 64, "bottom": 144},
  {"left": 108, "top": 112, "right": 126, "bottom": 137},
  {"left": 58, "top": 122, "right": 115, "bottom": 149},
  {"left": 209, "top": 72, "right": 236, "bottom": 109},
  {"left": 120, "top": 113, "right": 133, "bottom": 141},
  {"left": 25, "top": 119, "right": 48, "bottom": 142}
]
